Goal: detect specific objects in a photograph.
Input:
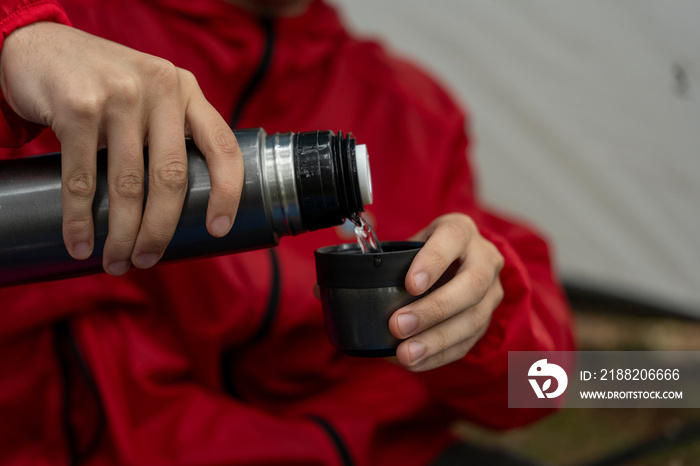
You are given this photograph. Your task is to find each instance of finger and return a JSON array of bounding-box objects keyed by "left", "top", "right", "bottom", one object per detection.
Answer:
[
  {"left": 60, "top": 130, "right": 98, "bottom": 260},
  {"left": 102, "top": 123, "right": 146, "bottom": 276},
  {"left": 400, "top": 338, "right": 476, "bottom": 373},
  {"left": 186, "top": 86, "right": 243, "bottom": 237},
  {"left": 396, "top": 282, "right": 502, "bottom": 369},
  {"left": 312, "top": 284, "right": 321, "bottom": 301},
  {"left": 390, "top": 261, "right": 493, "bottom": 339},
  {"left": 404, "top": 219, "right": 471, "bottom": 296},
  {"left": 132, "top": 102, "right": 188, "bottom": 269}
]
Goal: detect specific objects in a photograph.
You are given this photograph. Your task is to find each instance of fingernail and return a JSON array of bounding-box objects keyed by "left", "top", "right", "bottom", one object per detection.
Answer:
[
  {"left": 414, "top": 272, "right": 429, "bottom": 293},
  {"left": 408, "top": 341, "right": 426, "bottom": 363},
  {"left": 106, "top": 261, "right": 130, "bottom": 276},
  {"left": 397, "top": 313, "right": 418, "bottom": 336},
  {"left": 211, "top": 216, "right": 232, "bottom": 237},
  {"left": 133, "top": 253, "right": 159, "bottom": 269},
  {"left": 73, "top": 242, "right": 92, "bottom": 260}
]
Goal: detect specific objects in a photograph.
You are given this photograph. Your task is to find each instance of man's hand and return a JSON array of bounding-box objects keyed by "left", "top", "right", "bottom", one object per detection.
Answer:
[
  {"left": 389, "top": 213, "right": 504, "bottom": 371},
  {"left": 0, "top": 22, "right": 243, "bottom": 275}
]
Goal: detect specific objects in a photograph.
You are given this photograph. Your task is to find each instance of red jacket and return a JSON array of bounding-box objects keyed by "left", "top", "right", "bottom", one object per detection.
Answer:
[{"left": 0, "top": 1, "right": 575, "bottom": 464}]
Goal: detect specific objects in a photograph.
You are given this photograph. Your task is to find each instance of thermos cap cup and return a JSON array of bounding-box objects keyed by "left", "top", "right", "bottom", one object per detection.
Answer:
[
  {"left": 315, "top": 241, "right": 423, "bottom": 288},
  {"left": 315, "top": 241, "right": 424, "bottom": 357}
]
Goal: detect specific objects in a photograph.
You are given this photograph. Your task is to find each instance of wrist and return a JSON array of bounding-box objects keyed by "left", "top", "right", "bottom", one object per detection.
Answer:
[{"left": 0, "top": 1, "right": 71, "bottom": 51}]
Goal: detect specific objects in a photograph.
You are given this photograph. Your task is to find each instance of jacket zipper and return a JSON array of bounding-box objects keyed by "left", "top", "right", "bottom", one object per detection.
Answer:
[
  {"left": 228, "top": 16, "right": 281, "bottom": 345},
  {"left": 226, "top": 14, "right": 282, "bottom": 340},
  {"left": 55, "top": 321, "right": 106, "bottom": 465},
  {"left": 221, "top": 17, "right": 280, "bottom": 401},
  {"left": 229, "top": 17, "right": 275, "bottom": 129},
  {"left": 309, "top": 415, "right": 355, "bottom": 466},
  {"left": 228, "top": 17, "right": 281, "bottom": 342},
  {"left": 222, "top": 18, "right": 355, "bottom": 466}
]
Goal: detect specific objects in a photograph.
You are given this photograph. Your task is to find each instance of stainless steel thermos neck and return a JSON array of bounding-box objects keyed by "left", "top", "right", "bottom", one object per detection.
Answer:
[{"left": 0, "top": 128, "right": 373, "bottom": 287}]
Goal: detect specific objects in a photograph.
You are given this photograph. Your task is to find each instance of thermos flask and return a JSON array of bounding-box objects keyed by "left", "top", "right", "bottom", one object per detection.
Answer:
[{"left": 0, "top": 128, "right": 373, "bottom": 287}]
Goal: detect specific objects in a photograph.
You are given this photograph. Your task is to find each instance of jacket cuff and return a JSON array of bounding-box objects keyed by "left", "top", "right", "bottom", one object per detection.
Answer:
[
  {"left": 1, "top": 1, "right": 71, "bottom": 147},
  {"left": 1, "top": 0, "right": 70, "bottom": 50}
]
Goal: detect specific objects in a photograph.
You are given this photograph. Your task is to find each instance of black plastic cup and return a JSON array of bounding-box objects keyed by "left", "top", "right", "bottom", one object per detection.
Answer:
[{"left": 314, "top": 241, "right": 424, "bottom": 357}]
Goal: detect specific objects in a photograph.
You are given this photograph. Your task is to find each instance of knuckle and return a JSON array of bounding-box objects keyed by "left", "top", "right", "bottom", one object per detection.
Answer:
[
  {"left": 109, "top": 74, "right": 140, "bottom": 104},
  {"left": 64, "top": 92, "right": 104, "bottom": 120},
  {"left": 154, "top": 157, "right": 188, "bottom": 191},
  {"left": 470, "top": 307, "right": 491, "bottom": 333},
  {"left": 460, "top": 214, "right": 477, "bottom": 231},
  {"left": 442, "top": 220, "right": 468, "bottom": 244},
  {"left": 457, "top": 340, "right": 472, "bottom": 358},
  {"left": 178, "top": 68, "right": 198, "bottom": 88},
  {"left": 468, "top": 270, "right": 491, "bottom": 298},
  {"left": 211, "top": 128, "right": 240, "bottom": 157},
  {"left": 432, "top": 329, "right": 449, "bottom": 353},
  {"left": 212, "top": 183, "right": 241, "bottom": 203},
  {"left": 430, "top": 349, "right": 447, "bottom": 368},
  {"left": 494, "top": 280, "right": 505, "bottom": 304},
  {"left": 105, "top": 236, "right": 138, "bottom": 257},
  {"left": 200, "top": 126, "right": 240, "bottom": 159},
  {"left": 65, "top": 172, "right": 96, "bottom": 198},
  {"left": 494, "top": 248, "right": 505, "bottom": 271},
  {"left": 108, "top": 235, "right": 137, "bottom": 250},
  {"left": 145, "top": 58, "right": 180, "bottom": 90},
  {"left": 63, "top": 216, "right": 92, "bottom": 235},
  {"left": 426, "top": 295, "right": 451, "bottom": 323},
  {"left": 142, "top": 228, "right": 173, "bottom": 249},
  {"left": 425, "top": 248, "right": 448, "bottom": 274},
  {"left": 483, "top": 239, "right": 505, "bottom": 271},
  {"left": 36, "top": 102, "right": 54, "bottom": 126},
  {"left": 113, "top": 172, "right": 145, "bottom": 199}
]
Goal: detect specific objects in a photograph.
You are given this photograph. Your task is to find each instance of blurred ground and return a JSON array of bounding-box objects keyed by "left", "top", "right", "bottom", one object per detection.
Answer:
[{"left": 454, "top": 303, "right": 700, "bottom": 466}]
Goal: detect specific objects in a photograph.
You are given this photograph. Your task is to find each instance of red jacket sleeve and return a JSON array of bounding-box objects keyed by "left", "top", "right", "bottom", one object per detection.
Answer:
[
  {"left": 0, "top": 0, "right": 70, "bottom": 147},
  {"left": 416, "top": 113, "right": 576, "bottom": 429}
]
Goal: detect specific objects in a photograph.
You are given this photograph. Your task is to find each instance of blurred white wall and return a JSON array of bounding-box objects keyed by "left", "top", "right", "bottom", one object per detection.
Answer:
[{"left": 331, "top": 0, "right": 700, "bottom": 316}]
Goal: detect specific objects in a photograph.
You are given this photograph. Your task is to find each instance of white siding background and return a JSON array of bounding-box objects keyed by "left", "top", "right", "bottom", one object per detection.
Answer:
[{"left": 331, "top": 0, "right": 700, "bottom": 316}]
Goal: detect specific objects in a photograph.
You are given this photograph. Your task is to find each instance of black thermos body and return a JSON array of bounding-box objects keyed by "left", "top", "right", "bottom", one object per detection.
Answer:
[{"left": 0, "top": 128, "right": 373, "bottom": 287}]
